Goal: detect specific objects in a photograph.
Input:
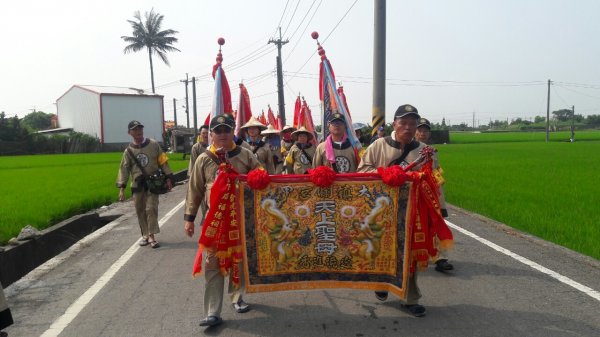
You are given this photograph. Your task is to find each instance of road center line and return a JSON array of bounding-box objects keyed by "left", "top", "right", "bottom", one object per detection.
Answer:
[
  {"left": 40, "top": 200, "right": 185, "bottom": 337},
  {"left": 446, "top": 220, "right": 600, "bottom": 302}
]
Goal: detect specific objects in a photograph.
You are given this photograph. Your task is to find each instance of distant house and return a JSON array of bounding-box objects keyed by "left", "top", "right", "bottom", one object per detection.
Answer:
[{"left": 56, "top": 85, "right": 164, "bottom": 149}]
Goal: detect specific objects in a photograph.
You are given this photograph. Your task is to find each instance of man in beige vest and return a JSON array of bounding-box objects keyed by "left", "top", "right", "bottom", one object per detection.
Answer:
[
  {"left": 116, "top": 120, "right": 173, "bottom": 248},
  {"left": 313, "top": 113, "right": 358, "bottom": 173},
  {"left": 358, "top": 104, "right": 431, "bottom": 317},
  {"left": 184, "top": 114, "right": 262, "bottom": 327}
]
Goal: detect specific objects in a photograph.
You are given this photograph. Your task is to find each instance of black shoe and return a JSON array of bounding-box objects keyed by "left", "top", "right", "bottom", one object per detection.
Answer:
[
  {"left": 402, "top": 304, "right": 426, "bottom": 317},
  {"left": 374, "top": 291, "right": 388, "bottom": 301},
  {"left": 199, "top": 316, "right": 223, "bottom": 327},
  {"left": 233, "top": 299, "right": 250, "bottom": 313},
  {"left": 435, "top": 259, "right": 454, "bottom": 272}
]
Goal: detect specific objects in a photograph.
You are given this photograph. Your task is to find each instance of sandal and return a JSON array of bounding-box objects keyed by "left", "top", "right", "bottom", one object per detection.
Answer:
[
  {"left": 150, "top": 240, "right": 160, "bottom": 249},
  {"left": 402, "top": 304, "right": 426, "bottom": 317},
  {"left": 138, "top": 237, "right": 149, "bottom": 246}
]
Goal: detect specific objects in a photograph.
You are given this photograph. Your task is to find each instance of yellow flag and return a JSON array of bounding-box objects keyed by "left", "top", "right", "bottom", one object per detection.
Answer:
[{"left": 158, "top": 152, "right": 169, "bottom": 166}]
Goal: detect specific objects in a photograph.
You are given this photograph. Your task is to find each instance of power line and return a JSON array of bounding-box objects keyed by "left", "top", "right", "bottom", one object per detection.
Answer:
[
  {"left": 281, "top": 0, "right": 301, "bottom": 37},
  {"left": 285, "top": 0, "right": 318, "bottom": 42},
  {"left": 283, "top": 0, "right": 321, "bottom": 64},
  {"left": 322, "top": 0, "right": 359, "bottom": 44},
  {"left": 277, "top": 0, "right": 291, "bottom": 31}
]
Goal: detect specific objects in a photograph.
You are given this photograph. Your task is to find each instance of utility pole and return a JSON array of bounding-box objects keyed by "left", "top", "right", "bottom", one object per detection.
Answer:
[
  {"left": 372, "top": 0, "right": 386, "bottom": 137},
  {"left": 269, "top": 27, "right": 288, "bottom": 126},
  {"left": 172, "top": 98, "right": 177, "bottom": 128},
  {"left": 546, "top": 79, "right": 552, "bottom": 142},
  {"left": 192, "top": 76, "right": 198, "bottom": 140},
  {"left": 180, "top": 73, "right": 190, "bottom": 128},
  {"left": 571, "top": 105, "right": 575, "bottom": 142},
  {"left": 473, "top": 111, "right": 475, "bottom": 130}
]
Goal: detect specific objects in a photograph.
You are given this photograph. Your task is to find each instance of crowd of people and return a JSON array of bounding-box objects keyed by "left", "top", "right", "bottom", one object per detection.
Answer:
[{"left": 114, "top": 103, "right": 452, "bottom": 329}]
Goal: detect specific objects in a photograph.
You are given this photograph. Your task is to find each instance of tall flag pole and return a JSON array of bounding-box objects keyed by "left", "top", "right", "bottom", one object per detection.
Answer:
[
  {"left": 311, "top": 31, "right": 361, "bottom": 150},
  {"left": 209, "top": 37, "right": 232, "bottom": 121},
  {"left": 236, "top": 83, "right": 252, "bottom": 138}
]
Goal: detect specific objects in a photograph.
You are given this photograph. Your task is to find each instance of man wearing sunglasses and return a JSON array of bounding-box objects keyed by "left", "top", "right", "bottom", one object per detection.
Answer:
[{"left": 184, "top": 113, "right": 262, "bottom": 328}]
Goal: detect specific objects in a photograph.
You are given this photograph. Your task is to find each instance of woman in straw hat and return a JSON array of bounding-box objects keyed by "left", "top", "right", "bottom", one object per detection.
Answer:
[
  {"left": 240, "top": 116, "right": 275, "bottom": 174},
  {"left": 285, "top": 126, "right": 316, "bottom": 174},
  {"left": 261, "top": 124, "right": 284, "bottom": 174}
]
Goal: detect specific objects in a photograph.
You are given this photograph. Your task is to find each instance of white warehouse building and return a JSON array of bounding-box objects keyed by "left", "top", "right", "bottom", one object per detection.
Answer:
[{"left": 56, "top": 85, "right": 165, "bottom": 149}]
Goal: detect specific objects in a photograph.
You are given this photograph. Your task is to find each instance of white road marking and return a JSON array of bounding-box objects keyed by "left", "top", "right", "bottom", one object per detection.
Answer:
[
  {"left": 446, "top": 220, "right": 600, "bottom": 302},
  {"left": 39, "top": 200, "right": 185, "bottom": 337}
]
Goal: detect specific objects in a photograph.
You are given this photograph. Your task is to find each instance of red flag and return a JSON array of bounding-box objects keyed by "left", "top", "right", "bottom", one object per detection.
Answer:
[
  {"left": 236, "top": 83, "right": 252, "bottom": 137},
  {"left": 258, "top": 111, "right": 267, "bottom": 125},
  {"left": 299, "top": 98, "right": 317, "bottom": 144},
  {"left": 292, "top": 96, "right": 301, "bottom": 129},
  {"left": 312, "top": 32, "right": 361, "bottom": 151},
  {"left": 338, "top": 85, "right": 351, "bottom": 118},
  {"left": 267, "top": 105, "right": 277, "bottom": 127}
]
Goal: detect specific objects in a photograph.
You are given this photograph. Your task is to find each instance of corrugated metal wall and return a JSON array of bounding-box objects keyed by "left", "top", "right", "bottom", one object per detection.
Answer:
[{"left": 56, "top": 87, "right": 101, "bottom": 140}]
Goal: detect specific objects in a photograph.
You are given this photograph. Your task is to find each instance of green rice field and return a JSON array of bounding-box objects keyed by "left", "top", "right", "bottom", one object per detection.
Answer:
[
  {"left": 437, "top": 139, "right": 600, "bottom": 259},
  {"left": 0, "top": 152, "right": 188, "bottom": 244}
]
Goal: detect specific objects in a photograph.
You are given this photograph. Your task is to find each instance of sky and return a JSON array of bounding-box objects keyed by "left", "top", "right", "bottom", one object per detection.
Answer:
[{"left": 1, "top": 0, "right": 600, "bottom": 127}]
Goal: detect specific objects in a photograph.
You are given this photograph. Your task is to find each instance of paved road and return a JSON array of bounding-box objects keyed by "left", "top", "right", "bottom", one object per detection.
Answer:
[{"left": 4, "top": 182, "right": 600, "bottom": 337}]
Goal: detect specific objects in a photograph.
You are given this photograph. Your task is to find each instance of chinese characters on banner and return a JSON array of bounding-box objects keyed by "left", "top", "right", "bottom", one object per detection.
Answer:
[{"left": 239, "top": 176, "right": 412, "bottom": 301}]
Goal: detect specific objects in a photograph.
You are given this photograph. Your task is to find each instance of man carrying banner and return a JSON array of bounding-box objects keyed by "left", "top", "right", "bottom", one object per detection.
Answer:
[
  {"left": 241, "top": 116, "right": 275, "bottom": 174},
  {"left": 312, "top": 112, "right": 358, "bottom": 173},
  {"left": 184, "top": 114, "right": 262, "bottom": 327},
  {"left": 357, "top": 104, "right": 433, "bottom": 317},
  {"left": 285, "top": 126, "right": 316, "bottom": 174}
]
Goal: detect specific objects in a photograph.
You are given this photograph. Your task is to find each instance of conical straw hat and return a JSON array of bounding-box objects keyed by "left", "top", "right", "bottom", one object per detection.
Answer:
[
  {"left": 291, "top": 126, "right": 314, "bottom": 141},
  {"left": 240, "top": 116, "right": 267, "bottom": 131}
]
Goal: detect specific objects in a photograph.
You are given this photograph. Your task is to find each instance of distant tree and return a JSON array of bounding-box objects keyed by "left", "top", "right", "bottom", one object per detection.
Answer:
[
  {"left": 121, "top": 9, "right": 180, "bottom": 93},
  {"left": 0, "top": 112, "right": 29, "bottom": 141},
  {"left": 585, "top": 114, "right": 600, "bottom": 125},
  {"left": 21, "top": 111, "right": 53, "bottom": 131},
  {"left": 552, "top": 109, "right": 573, "bottom": 122},
  {"left": 534, "top": 115, "right": 545, "bottom": 123}
]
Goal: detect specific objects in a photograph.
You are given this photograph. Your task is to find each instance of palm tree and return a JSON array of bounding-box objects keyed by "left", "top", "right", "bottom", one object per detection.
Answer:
[{"left": 121, "top": 9, "right": 180, "bottom": 93}]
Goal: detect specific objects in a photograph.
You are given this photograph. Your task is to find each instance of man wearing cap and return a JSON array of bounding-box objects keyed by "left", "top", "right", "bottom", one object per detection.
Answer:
[
  {"left": 415, "top": 117, "right": 454, "bottom": 272},
  {"left": 116, "top": 120, "right": 173, "bottom": 248},
  {"left": 285, "top": 126, "right": 316, "bottom": 174},
  {"left": 312, "top": 113, "right": 358, "bottom": 173},
  {"left": 370, "top": 125, "right": 387, "bottom": 144},
  {"left": 188, "top": 125, "right": 209, "bottom": 177},
  {"left": 240, "top": 117, "right": 275, "bottom": 174},
  {"left": 357, "top": 104, "right": 433, "bottom": 317},
  {"left": 184, "top": 113, "right": 262, "bottom": 327}
]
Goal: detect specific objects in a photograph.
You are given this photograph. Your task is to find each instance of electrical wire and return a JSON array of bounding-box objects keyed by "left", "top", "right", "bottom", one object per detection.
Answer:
[{"left": 282, "top": 0, "right": 301, "bottom": 37}]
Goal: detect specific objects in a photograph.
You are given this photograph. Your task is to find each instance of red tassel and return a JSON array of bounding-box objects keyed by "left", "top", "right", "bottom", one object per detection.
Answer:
[
  {"left": 308, "top": 166, "right": 336, "bottom": 187},
  {"left": 377, "top": 165, "right": 408, "bottom": 187},
  {"left": 247, "top": 169, "right": 271, "bottom": 190}
]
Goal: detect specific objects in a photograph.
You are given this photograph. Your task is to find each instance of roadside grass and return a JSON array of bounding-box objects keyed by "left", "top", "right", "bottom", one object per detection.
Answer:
[
  {"left": 0, "top": 152, "right": 188, "bottom": 244},
  {"left": 437, "top": 141, "right": 600, "bottom": 260},
  {"left": 449, "top": 130, "right": 600, "bottom": 144}
]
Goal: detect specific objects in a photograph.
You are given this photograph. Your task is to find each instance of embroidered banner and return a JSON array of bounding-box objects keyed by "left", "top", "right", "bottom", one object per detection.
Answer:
[{"left": 238, "top": 175, "right": 413, "bottom": 300}]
